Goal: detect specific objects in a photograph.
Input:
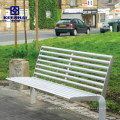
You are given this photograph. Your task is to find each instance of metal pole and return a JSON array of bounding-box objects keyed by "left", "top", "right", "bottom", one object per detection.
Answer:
[
  {"left": 36, "top": 0, "right": 38, "bottom": 51},
  {"left": 14, "top": 0, "right": 17, "bottom": 50}
]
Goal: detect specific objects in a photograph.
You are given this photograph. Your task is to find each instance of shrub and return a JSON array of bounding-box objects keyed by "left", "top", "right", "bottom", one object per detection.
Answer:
[
  {"left": 26, "top": 41, "right": 39, "bottom": 59},
  {"left": 106, "top": 87, "right": 120, "bottom": 104},
  {"left": 11, "top": 44, "right": 27, "bottom": 58},
  {"left": 106, "top": 100, "right": 120, "bottom": 113}
]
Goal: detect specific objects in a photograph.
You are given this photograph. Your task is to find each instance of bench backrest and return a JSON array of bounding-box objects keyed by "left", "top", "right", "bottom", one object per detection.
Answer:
[{"left": 34, "top": 46, "right": 114, "bottom": 97}]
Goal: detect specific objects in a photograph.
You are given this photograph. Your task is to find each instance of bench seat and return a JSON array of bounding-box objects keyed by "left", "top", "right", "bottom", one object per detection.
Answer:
[{"left": 6, "top": 77, "right": 98, "bottom": 100}]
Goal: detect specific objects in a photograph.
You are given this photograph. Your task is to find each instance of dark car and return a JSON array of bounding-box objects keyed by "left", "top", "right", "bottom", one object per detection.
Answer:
[
  {"left": 116, "top": 19, "right": 120, "bottom": 32},
  {"left": 55, "top": 18, "right": 90, "bottom": 36},
  {"left": 100, "top": 19, "right": 120, "bottom": 33}
]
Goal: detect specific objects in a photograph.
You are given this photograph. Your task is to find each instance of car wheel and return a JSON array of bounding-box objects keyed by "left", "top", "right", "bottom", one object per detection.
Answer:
[
  {"left": 73, "top": 29, "right": 77, "bottom": 36},
  {"left": 70, "top": 32, "right": 73, "bottom": 36},
  {"left": 86, "top": 29, "right": 90, "bottom": 34},
  {"left": 71, "top": 29, "right": 77, "bottom": 36},
  {"left": 56, "top": 32, "right": 60, "bottom": 36},
  {"left": 117, "top": 27, "right": 119, "bottom": 32}
]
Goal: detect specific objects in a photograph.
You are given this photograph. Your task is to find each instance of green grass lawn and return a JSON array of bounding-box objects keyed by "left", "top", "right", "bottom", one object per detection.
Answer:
[{"left": 0, "top": 32, "right": 120, "bottom": 114}]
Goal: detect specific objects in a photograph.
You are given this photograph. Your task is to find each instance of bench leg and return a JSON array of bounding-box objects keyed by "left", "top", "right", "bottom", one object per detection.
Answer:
[
  {"left": 30, "top": 87, "right": 36, "bottom": 104},
  {"left": 98, "top": 96, "right": 106, "bottom": 120}
]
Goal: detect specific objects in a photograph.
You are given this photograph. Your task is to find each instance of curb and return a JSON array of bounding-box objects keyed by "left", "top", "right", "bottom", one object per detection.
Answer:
[{"left": 0, "top": 80, "right": 9, "bottom": 86}]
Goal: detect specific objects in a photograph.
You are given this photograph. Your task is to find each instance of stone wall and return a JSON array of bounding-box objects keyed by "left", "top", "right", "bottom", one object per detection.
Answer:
[
  {"left": 61, "top": 0, "right": 98, "bottom": 10},
  {"left": 0, "top": 0, "right": 30, "bottom": 31}
]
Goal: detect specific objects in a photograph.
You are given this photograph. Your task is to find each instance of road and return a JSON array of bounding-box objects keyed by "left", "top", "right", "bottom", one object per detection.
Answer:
[{"left": 0, "top": 29, "right": 100, "bottom": 45}]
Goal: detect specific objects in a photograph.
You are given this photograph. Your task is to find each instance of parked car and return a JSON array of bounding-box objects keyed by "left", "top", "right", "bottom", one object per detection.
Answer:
[
  {"left": 55, "top": 18, "right": 90, "bottom": 36},
  {"left": 116, "top": 19, "right": 120, "bottom": 32},
  {"left": 100, "top": 22, "right": 110, "bottom": 33},
  {"left": 100, "top": 19, "right": 120, "bottom": 33}
]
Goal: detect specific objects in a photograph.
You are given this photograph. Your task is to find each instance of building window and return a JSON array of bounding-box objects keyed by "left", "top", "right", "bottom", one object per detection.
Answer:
[
  {"left": 20, "top": 9, "right": 29, "bottom": 19},
  {"left": 70, "top": 0, "right": 77, "bottom": 7},
  {"left": 100, "top": 13, "right": 105, "bottom": 23},
  {"left": 87, "top": 0, "right": 93, "bottom": 7},
  {"left": 109, "top": 14, "right": 113, "bottom": 19},
  {"left": 46, "top": 11, "right": 51, "bottom": 18},
  {"left": 115, "top": 13, "right": 120, "bottom": 19}
]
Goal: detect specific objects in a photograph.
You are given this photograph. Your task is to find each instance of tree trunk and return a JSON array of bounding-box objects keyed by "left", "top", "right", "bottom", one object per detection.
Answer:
[
  {"left": 36, "top": 0, "right": 38, "bottom": 51},
  {"left": 14, "top": 0, "right": 17, "bottom": 50},
  {"left": 24, "top": 0, "right": 28, "bottom": 53}
]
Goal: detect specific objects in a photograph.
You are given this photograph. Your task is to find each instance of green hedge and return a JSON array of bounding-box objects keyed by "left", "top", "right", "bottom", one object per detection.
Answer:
[
  {"left": 29, "top": 0, "right": 61, "bottom": 29},
  {"left": 38, "top": 0, "right": 61, "bottom": 29},
  {"left": 29, "top": 0, "right": 35, "bottom": 29}
]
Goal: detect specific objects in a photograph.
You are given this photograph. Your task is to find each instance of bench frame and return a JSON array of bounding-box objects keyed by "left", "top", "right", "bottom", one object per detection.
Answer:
[{"left": 6, "top": 46, "right": 114, "bottom": 120}]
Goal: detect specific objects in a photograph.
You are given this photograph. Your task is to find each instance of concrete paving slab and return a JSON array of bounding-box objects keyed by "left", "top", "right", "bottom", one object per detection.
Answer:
[{"left": 0, "top": 88, "right": 94, "bottom": 120}]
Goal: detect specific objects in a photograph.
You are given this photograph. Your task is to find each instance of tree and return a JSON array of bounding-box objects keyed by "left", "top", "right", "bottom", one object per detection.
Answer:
[
  {"left": 23, "top": 0, "right": 28, "bottom": 52},
  {"left": 14, "top": 0, "right": 17, "bottom": 50}
]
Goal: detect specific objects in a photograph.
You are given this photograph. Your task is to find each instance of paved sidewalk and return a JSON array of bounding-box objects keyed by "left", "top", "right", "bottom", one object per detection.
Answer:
[
  {"left": 0, "top": 84, "right": 120, "bottom": 120},
  {"left": 22, "top": 90, "right": 119, "bottom": 120},
  {"left": 0, "top": 86, "right": 93, "bottom": 120}
]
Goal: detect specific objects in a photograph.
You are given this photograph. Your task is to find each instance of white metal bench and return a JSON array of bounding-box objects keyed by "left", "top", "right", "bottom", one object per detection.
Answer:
[{"left": 6, "top": 46, "right": 114, "bottom": 120}]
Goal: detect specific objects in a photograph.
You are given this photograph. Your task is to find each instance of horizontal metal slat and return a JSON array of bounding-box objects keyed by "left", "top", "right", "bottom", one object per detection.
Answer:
[
  {"left": 37, "top": 59, "right": 107, "bottom": 76},
  {"left": 36, "top": 63, "right": 105, "bottom": 82},
  {"left": 35, "top": 68, "right": 104, "bottom": 86},
  {"left": 41, "top": 46, "right": 112, "bottom": 59},
  {"left": 40, "top": 50, "right": 110, "bottom": 64},
  {"left": 39, "top": 55, "right": 108, "bottom": 70},
  {"left": 6, "top": 77, "right": 97, "bottom": 99},
  {"left": 34, "top": 72, "right": 102, "bottom": 92}
]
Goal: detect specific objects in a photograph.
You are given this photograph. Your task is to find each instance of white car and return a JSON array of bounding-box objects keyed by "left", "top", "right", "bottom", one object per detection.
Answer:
[{"left": 100, "top": 19, "right": 120, "bottom": 33}]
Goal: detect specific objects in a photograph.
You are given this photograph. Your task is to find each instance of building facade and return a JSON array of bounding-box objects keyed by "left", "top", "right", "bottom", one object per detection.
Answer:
[
  {"left": 109, "top": 3, "right": 120, "bottom": 19},
  {"left": 60, "top": 0, "right": 98, "bottom": 27},
  {"left": 98, "top": 0, "right": 120, "bottom": 28},
  {"left": 0, "top": 0, "right": 30, "bottom": 31}
]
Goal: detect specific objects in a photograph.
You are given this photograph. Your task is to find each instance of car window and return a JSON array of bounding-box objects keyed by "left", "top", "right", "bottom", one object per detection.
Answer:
[
  {"left": 58, "top": 19, "right": 71, "bottom": 24},
  {"left": 72, "top": 19, "right": 78, "bottom": 24},
  {"left": 78, "top": 20, "right": 84, "bottom": 25},
  {"left": 115, "top": 19, "right": 120, "bottom": 23},
  {"left": 108, "top": 19, "right": 116, "bottom": 23},
  {"left": 104, "top": 19, "right": 115, "bottom": 24}
]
